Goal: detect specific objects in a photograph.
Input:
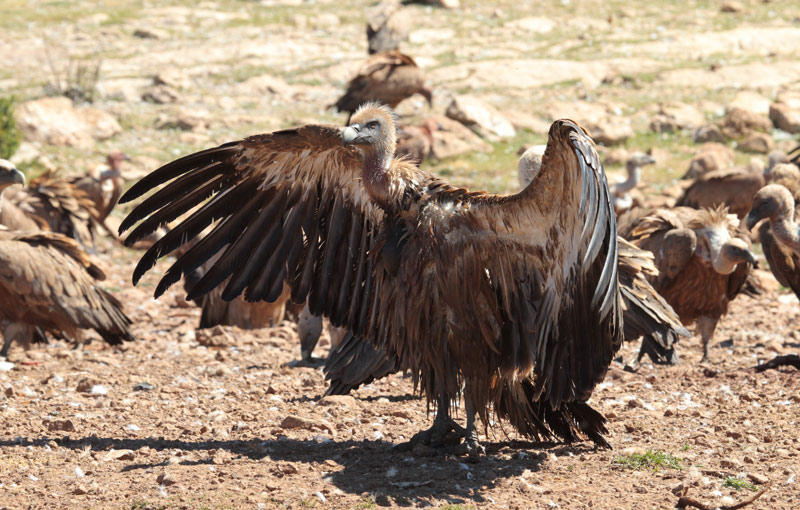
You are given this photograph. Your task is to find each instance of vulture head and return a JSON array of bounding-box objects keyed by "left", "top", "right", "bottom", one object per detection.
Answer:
[
  {"left": 0, "top": 159, "right": 25, "bottom": 192},
  {"left": 517, "top": 145, "right": 547, "bottom": 189},
  {"left": 691, "top": 208, "right": 756, "bottom": 274},
  {"left": 105, "top": 151, "right": 130, "bottom": 174},
  {"left": 764, "top": 162, "right": 800, "bottom": 185},
  {"left": 614, "top": 152, "right": 655, "bottom": 195},
  {"left": 746, "top": 184, "right": 795, "bottom": 231},
  {"left": 342, "top": 102, "right": 397, "bottom": 161}
]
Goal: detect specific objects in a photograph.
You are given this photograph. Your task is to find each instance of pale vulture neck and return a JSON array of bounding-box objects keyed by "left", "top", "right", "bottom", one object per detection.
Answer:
[
  {"left": 772, "top": 215, "right": 800, "bottom": 254},
  {"left": 614, "top": 163, "right": 641, "bottom": 195},
  {"left": 362, "top": 151, "right": 393, "bottom": 207},
  {"left": 704, "top": 228, "right": 737, "bottom": 275}
]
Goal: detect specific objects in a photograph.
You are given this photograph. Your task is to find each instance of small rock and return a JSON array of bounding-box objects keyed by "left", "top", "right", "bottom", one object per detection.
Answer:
[
  {"left": 133, "top": 382, "right": 155, "bottom": 392},
  {"left": 584, "top": 118, "right": 632, "bottom": 145},
  {"left": 685, "top": 143, "right": 734, "bottom": 179},
  {"left": 411, "top": 443, "right": 436, "bottom": 457},
  {"left": 727, "top": 91, "right": 771, "bottom": 116},
  {"left": 720, "top": 1, "right": 743, "bottom": 13},
  {"left": 142, "top": 85, "right": 181, "bottom": 104},
  {"left": 650, "top": 102, "right": 705, "bottom": 133},
  {"left": 45, "top": 419, "right": 75, "bottom": 432},
  {"left": 738, "top": 132, "right": 774, "bottom": 154},
  {"left": 748, "top": 473, "right": 769, "bottom": 485},
  {"left": 195, "top": 326, "right": 234, "bottom": 347},
  {"left": 211, "top": 450, "right": 232, "bottom": 465},
  {"left": 15, "top": 97, "right": 121, "bottom": 148},
  {"left": 720, "top": 458, "right": 740, "bottom": 469},
  {"left": 0, "top": 361, "right": 15, "bottom": 371},
  {"left": 722, "top": 108, "right": 772, "bottom": 138},
  {"left": 693, "top": 124, "right": 725, "bottom": 144},
  {"left": 769, "top": 102, "right": 800, "bottom": 134},
  {"left": 153, "top": 69, "right": 189, "bottom": 89},
  {"left": 89, "top": 385, "right": 108, "bottom": 396},
  {"left": 103, "top": 449, "right": 135, "bottom": 462},
  {"left": 76, "top": 378, "right": 101, "bottom": 393},
  {"left": 73, "top": 484, "right": 88, "bottom": 495},
  {"left": 157, "top": 472, "right": 177, "bottom": 486},
  {"left": 280, "top": 416, "right": 335, "bottom": 435},
  {"left": 430, "top": 116, "right": 492, "bottom": 159},
  {"left": 126, "top": 424, "right": 140, "bottom": 432},
  {"left": 726, "top": 430, "right": 743, "bottom": 440},
  {"left": 5, "top": 386, "right": 13, "bottom": 397},
  {"left": 446, "top": 95, "right": 516, "bottom": 140},
  {"left": 133, "top": 27, "right": 168, "bottom": 39}
]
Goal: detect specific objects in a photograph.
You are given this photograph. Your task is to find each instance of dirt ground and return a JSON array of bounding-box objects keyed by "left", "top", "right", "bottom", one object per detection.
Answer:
[
  {"left": 0, "top": 237, "right": 798, "bottom": 510},
  {"left": 2, "top": 0, "right": 800, "bottom": 509}
]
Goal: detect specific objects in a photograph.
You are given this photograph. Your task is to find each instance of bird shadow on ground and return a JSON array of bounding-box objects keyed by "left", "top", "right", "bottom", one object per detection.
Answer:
[{"left": 0, "top": 434, "right": 598, "bottom": 504}]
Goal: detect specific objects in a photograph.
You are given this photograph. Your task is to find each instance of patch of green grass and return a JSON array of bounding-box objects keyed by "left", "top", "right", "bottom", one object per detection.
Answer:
[
  {"left": 612, "top": 449, "right": 683, "bottom": 472},
  {"left": 681, "top": 444, "right": 691, "bottom": 452},
  {"left": 437, "top": 505, "right": 476, "bottom": 510},
  {"left": 0, "top": 96, "right": 21, "bottom": 159},
  {"left": 723, "top": 476, "right": 759, "bottom": 492},
  {"left": 353, "top": 496, "right": 377, "bottom": 510}
]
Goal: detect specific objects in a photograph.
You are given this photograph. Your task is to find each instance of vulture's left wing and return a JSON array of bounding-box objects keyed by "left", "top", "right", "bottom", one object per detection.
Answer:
[{"left": 431, "top": 120, "right": 622, "bottom": 406}]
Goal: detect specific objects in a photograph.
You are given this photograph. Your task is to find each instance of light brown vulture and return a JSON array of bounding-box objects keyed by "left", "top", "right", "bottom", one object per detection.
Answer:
[
  {"left": 0, "top": 162, "right": 133, "bottom": 357},
  {"left": 333, "top": 51, "right": 432, "bottom": 122},
  {"left": 746, "top": 184, "right": 800, "bottom": 299},
  {"left": 675, "top": 169, "right": 765, "bottom": 220},
  {"left": 765, "top": 163, "right": 800, "bottom": 212},
  {"left": 69, "top": 151, "right": 128, "bottom": 227},
  {"left": 623, "top": 206, "right": 756, "bottom": 361},
  {"left": 610, "top": 152, "right": 656, "bottom": 216},
  {"left": 395, "top": 119, "right": 437, "bottom": 166},
  {"left": 4, "top": 169, "right": 99, "bottom": 249},
  {"left": 119, "top": 103, "right": 623, "bottom": 455}
]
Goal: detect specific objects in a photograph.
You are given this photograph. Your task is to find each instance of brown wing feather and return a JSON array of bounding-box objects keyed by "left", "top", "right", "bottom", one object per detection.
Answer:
[
  {"left": 0, "top": 232, "right": 133, "bottom": 350},
  {"left": 758, "top": 221, "right": 800, "bottom": 299}
]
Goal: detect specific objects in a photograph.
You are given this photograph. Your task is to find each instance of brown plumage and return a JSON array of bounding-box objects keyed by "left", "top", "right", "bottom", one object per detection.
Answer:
[
  {"left": 5, "top": 169, "right": 99, "bottom": 248},
  {"left": 333, "top": 51, "right": 432, "bottom": 121},
  {"left": 119, "top": 104, "right": 623, "bottom": 454},
  {"left": 746, "top": 184, "right": 800, "bottom": 300},
  {"left": 624, "top": 206, "right": 756, "bottom": 361},
  {"left": 395, "top": 119, "right": 437, "bottom": 165},
  {"left": 184, "top": 248, "right": 293, "bottom": 330},
  {"left": 0, "top": 161, "right": 132, "bottom": 357},
  {"left": 366, "top": 0, "right": 410, "bottom": 55},
  {"left": 69, "top": 151, "right": 128, "bottom": 225},
  {"left": 675, "top": 169, "right": 765, "bottom": 220}
]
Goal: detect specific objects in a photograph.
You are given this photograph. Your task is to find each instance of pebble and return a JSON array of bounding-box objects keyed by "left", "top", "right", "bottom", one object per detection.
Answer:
[
  {"left": 103, "top": 449, "right": 135, "bottom": 462},
  {"left": 157, "top": 472, "right": 177, "bottom": 486}
]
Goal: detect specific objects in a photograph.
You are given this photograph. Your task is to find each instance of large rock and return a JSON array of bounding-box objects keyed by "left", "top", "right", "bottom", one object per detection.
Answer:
[
  {"left": 727, "top": 91, "right": 770, "bottom": 116},
  {"left": 583, "top": 118, "right": 632, "bottom": 146},
  {"left": 693, "top": 124, "right": 725, "bottom": 144},
  {"left": 721, "top": 107, "right": 772, "bottom": 138},
  {"left": 429, "top": 116, "right": 492, "bottom": 159},
  {"left": 446, "top": 95, "right": 516, "bottom": 140},
  {"left": 769, "top": 97, "right": 800, "bottom": 134},
  {"left": 15, "top": 97, "right": 121, "bottom": 148},
  {"left": 650, "top": 102, "right": 705, "bottom": 133},
  {"left": 685, "top": 142, "right": 735, "bottom": 179},
  {"left": 738, "top": 132, "right": 774, "bottom": 154},
  {"left": 366, "top": 0, "right": 410, "bottom": 54}
]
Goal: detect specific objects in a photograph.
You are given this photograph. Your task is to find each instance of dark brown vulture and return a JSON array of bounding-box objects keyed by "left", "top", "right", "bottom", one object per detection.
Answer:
[
  {"left": 69, "top": 151, "right": 128, "bottom": 228},
  {"left": 0, "top": 162, "right": 133, "bottom": 357},
  {"left": 765, "top": 163, "right": 800, "bottom": 211},
  {"left": 119, "top": 103, "right": 623, "bottom": 455},
  {"left": 366, "top": 0, "right": 410, "bottom": 55},
  {"left": 611, "top": 152, "right": 656, "bottom": 216},
  {"left": 675, "top": 168, "right": 765, "bottom": 220},
  {"left": 333, "top": 51, "right": 432, "bottom": 122},
  {"left": 746, "top": 184, "right": 800, "bottom": 299},
  {"left": 4, "top": 169, "right": 99, "bottom": 249},
  {"left": 623, "top": 206, "right": 756, "bottom": 361},
  {"left": 395, "top": 119, "right": 437, "bottom": 166}
]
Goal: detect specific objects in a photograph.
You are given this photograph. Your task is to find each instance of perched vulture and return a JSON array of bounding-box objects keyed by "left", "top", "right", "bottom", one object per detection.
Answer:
[
  {"left": 611, "top": 152, "right": 656, "bottom": 216},
  {"left": 395, "top": 119, "right": 437, "bottom": 165},
  {"left": 675, "top": 168, "right": 765, "bottom": 220},
  {"left": 0, "top": 162, "right": 133, "bottom": 357},
  {"left": 746, "top": 184, "right": 800, "bottom": 299},
  {"left": 366, "top": 0, "right": 410, "bottom": 54},
  {"left": 120, "top": 103, "right": 624, "bottom": 454},
  {"left": 5, "top": 169, "right": 99, "bottom": 249},
  {"left": 623, "top": 206, "right": 756, "bottom": 361},
  {"left": 333, "top": 51, "right": 432, "bottom": 122},
  {"left": 70, "top": 151, "right": 128, "bottom": 226}
]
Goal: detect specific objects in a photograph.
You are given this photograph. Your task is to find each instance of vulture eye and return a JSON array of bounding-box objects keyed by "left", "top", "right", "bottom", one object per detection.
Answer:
[{"left": 366, "top": 121, "right": 379, "bottom": 130}]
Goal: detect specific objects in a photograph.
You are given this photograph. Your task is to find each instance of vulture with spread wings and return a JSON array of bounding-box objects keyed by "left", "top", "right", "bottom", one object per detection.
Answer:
[{"left": 120, "top": 103, "right": 623, "bottom": 455}]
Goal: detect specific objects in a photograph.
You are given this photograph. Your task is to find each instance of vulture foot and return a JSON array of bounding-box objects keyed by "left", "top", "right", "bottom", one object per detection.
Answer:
[
  {"left": 637, "top": 336, "right": 679, "bottom": 365},
  {"left": 395, "top": 416, "right": 466, "bottom": 451},
  {"left": 448, "top": 429, "right": 485, "bottom": 461},
  {"left": 286, "top": 355, "right": 326, "bottom": 368}
]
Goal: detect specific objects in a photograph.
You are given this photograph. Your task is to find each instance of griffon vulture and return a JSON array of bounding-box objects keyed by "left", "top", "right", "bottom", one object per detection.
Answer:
[
  {"left": 70, "top": 151, "right": 128, "bottom": 226},
  {"left": 0, "top": 162, "right": 133, "bottom": 357},
  {"left": 4, "top": 169, "right": 99, "bottom": 249},
  {"left": 611, "top": 152, "right": 656, "bottom": 216},
  {"left": 624, "top": 206, "right": 756, "bottom": 361},
  {"left": 675, "top": 169, "right": 765, "bottom": 220},
  {"left": 395, "top": 119, "right": 437, "bottom": 166},
  {"left": 119, "top": 104, "right": 623, "bottom": 455},
  {"left": 366, "top": 0, "right": 410, "bottom": 55},
  {"left": 333, "top": 51, "right": 432, "bottom": 122}
]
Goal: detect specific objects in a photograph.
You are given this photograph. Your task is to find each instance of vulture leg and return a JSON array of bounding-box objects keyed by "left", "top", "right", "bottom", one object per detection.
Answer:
[
  {"left": 636, "top": 335, "right": 680, "bottom": 365},
  {"left": 450, "top": 396, "right": 485, "bottom": 460},
  {"left": 294, "top": 302, "right": 325, "bottom": 367},
  {"left": 697, "top": 315, "right": 718, "bottom": 361},
  {"left": 1, "top": 322, "right": 33, "bottom": 358},
  {"left": 395, "top": 393, "right": 466, "bottom": 451}
]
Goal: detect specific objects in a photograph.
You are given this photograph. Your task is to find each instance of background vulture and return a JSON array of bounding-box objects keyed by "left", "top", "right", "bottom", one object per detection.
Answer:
[
  {"left": 0, "top": 161, "right": 133, "bottom": 357},
  {"left": 119, "top": 104, "right": 623, "bottom": 456},
  {"left": 69, "top": 151, "right": 128, "bottom": 234},
  {"left": 333, "top": 51, "right": 432, "bottom": 122},
  {"left": 675, "top": 168, "right": 764, "bottom": 220},
  {"left": 621, "top": 206, "right": 756, "bottom": 362},
  {"left": 610, "top": 152, "right": 655, "bottom": 216}
]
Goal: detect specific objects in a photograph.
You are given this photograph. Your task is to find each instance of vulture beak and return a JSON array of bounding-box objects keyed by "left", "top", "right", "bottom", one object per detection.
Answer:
[
  {"left": 0, "top": 165, "right": 25, "bottom": 188},
  {"left": 743, "top": 249, "right": 757, "bottom": 266},
  {"left": 744, "top": 212, "right": 759, "bottom": 232},
  {"left": 342, "top": 124, "right": 365, "bottom": 146},
  {"left": 643, "top": 154, "right": 656, "bottom": 165}
]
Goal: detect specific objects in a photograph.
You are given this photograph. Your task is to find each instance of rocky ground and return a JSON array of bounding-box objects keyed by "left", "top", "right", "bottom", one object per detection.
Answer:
[{"left": 1, "top": 0, "right": 800, "bottom": 509}]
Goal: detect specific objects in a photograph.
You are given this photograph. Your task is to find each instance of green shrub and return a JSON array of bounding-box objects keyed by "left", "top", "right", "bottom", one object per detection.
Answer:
[{"left": 0, "top": 96, "right": 21, "bottom": 159}]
